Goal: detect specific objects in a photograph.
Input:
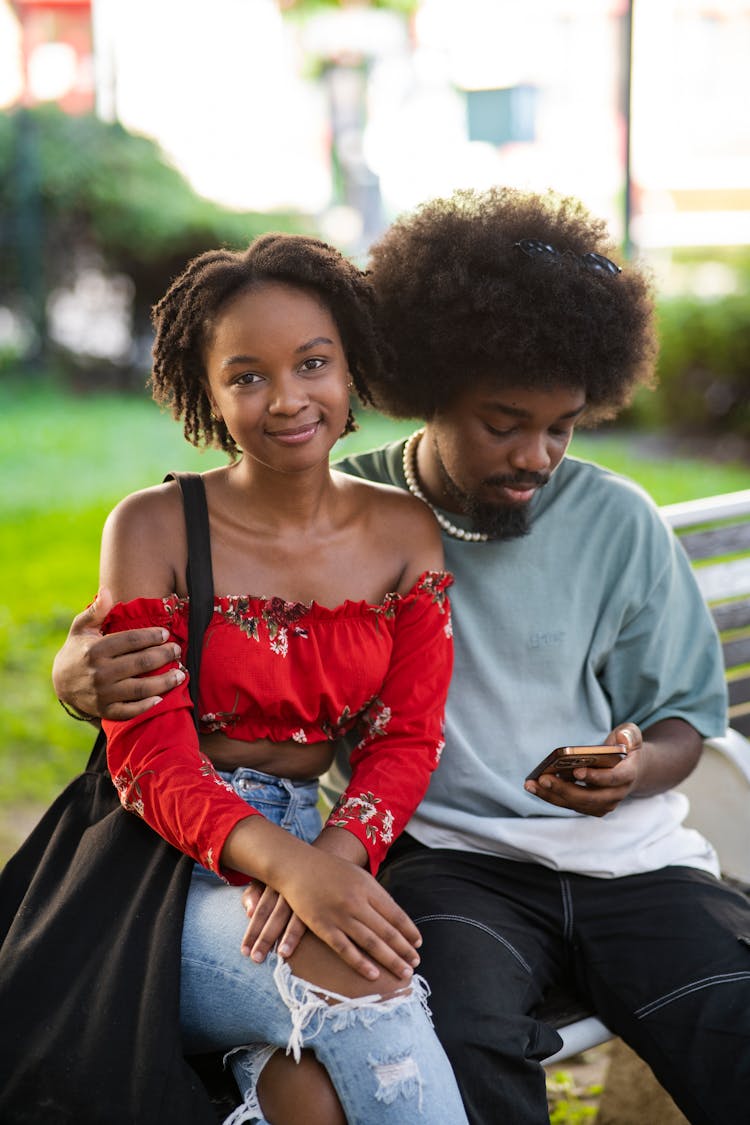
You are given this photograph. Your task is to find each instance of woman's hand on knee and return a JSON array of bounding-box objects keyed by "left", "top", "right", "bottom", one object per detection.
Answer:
[
  {"left": 226, "top": 819, "right": 421, "bottom": 982},
  {"left": 280, "top": 853, "right": 423, "bottom": 983},
  {"left": 240, "top": 883, "right": 308, "bottom": 963}
]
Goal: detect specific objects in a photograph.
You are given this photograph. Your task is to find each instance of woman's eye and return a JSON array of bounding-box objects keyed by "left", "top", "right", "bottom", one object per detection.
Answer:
[
  {"left": 486, "top": 424, "right": 514, "bottom": 438},
  {"left": 301, "top": 357, "right": 325, "bottom": 372},
  {"left": 235, "top": 372, "right": 263, "bottom": 386}
]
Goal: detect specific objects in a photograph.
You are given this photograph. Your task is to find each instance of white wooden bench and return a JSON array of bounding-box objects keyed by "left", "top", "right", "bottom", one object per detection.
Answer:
[{"left": 542, "top": 487, "right": 750, "bottom": 1066}]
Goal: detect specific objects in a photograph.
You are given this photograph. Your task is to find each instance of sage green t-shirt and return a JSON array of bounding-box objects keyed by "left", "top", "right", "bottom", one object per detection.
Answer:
[{"left": 328, "top": 440, "right": 727, "bottom": 878}]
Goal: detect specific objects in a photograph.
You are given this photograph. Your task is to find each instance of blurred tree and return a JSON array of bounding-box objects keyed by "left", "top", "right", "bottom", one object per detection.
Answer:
[{"left": 0, "top": 104, "right": 308, "bottom": 381}]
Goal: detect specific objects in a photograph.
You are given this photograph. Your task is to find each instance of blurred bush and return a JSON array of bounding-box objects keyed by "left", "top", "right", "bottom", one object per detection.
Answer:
[
  {"left": 0, "top": 105, "right": 309, "bottom": 384},
  {"left": 626, "top": 285, "right": 750, "bottom": 443}
]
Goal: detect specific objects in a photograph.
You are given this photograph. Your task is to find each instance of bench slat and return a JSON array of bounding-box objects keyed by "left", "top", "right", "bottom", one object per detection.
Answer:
[
  {"left": 728, "top": 672, "right": 750, "bottom": 705},
  {"left": 729, "top": 710, "right": 750, "bottom": 738},
  {"left": 712, "top": 598, "right": 750, "bottom": 633},
  {"left": 724, "top": 636, "right": 750, "bottom": 670},
  {"left": 662, "top": 489, "right": 750, "bottom": 529},
  {"left": 691, "top": 558, "right": 750, "bottom": 602},
  {"left": 679, "top": 524, "right": 750, "bottom": 562}
]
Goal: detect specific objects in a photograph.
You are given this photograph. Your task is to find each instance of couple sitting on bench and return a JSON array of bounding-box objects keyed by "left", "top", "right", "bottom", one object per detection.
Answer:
[{"left": 5, "top": 187, "right": 749, "bottom": 1125}]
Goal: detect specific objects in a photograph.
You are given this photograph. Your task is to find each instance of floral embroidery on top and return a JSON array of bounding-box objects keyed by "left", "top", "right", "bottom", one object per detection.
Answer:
[
  {"left": 356, "top": 696, "right": 392, "bottom": 747},
  {"left": 217, "top": 596, "right": 260, "bottom": 642},
  {"left": 200, "top": 690, "right": 242, "bottom": 735},
  {"left": 200, "top": 709, "right": 241, "bottom": 733},
  {"left": 198, "top": 754, "right": 236, "bottom": 793},
  {"left": 328, "top": 791, "right": 395, "bottom": 847},
  {"left": 203, "top": 845, "right": 228, "bottom": 880},
  {"left": 214, "top": 595, "right": 310, "bottom": 657},
  {"left": 322, "top": 704, "right": 356, "bottom": 741},
  {"left": 371, "top": 594, "right": 399, "bottom": 623},
  {"left": 415, "top": 571, "right": 451, "bottom": 608},
  {"left": 111, "top": 764, "right": 153, "bottom": 818},
  {"left": 416, "top": 572, "right": 452, "bottom": 637}
]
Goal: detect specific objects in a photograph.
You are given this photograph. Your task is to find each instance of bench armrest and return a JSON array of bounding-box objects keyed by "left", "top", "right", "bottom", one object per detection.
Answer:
[{"left": 678, "top": 726, "right": 750, "bottom": 883}]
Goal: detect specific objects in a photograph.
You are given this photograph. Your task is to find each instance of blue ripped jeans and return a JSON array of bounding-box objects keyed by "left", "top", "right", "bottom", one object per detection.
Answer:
[{"left": 180, "top": 768, "right": 468, "bottom": 1124}]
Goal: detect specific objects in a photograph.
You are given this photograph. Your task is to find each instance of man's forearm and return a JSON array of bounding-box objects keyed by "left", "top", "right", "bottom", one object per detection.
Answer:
[{"left": 632, "top": 717, "right": 703, "bottom": 796}]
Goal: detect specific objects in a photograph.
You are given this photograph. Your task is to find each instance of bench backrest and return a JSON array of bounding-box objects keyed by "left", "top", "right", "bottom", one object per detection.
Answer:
[{"left": 661, "top": 489, "right": 750, "bottom": 737}]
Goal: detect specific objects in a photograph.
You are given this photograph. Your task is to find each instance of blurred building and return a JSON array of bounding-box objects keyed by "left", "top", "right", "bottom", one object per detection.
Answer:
[
  {"left": 1, "top": 0, "right": 748, "bottom": 255},
  {"left": 9, "top": 0, "right": 94, "bottom": 111}
]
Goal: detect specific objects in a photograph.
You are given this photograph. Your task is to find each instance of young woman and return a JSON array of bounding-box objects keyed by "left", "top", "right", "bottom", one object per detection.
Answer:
[{"left": 94, "top": 233, "right": 466, "bottom": 1123}]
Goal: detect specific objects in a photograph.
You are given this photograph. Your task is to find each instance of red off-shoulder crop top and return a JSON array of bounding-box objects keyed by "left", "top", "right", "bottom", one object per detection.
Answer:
[{"left": 101, "top": 571, "right": 453, "bottom": 880}]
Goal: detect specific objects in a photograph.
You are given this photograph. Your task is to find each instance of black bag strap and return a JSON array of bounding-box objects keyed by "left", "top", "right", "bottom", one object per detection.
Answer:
[
  {"left": 85, "top": 471, "right": 214, "bottom": 771},
  {"left": 164, "top": 472, "right": 215, "bottom": 731}
]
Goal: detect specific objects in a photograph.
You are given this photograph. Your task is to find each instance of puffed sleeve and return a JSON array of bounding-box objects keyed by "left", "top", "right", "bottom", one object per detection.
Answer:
[
  {"left": 101, "top": 597, "right": 259, "bottom": 885},
  {"left": 326, "top": 572, "right": 453, "bottom": 873}
]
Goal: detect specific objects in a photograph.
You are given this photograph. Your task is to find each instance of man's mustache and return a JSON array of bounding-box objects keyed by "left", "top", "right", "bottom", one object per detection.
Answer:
[{"left": 482, "top": 473, "right": 550, "bottom": 489}]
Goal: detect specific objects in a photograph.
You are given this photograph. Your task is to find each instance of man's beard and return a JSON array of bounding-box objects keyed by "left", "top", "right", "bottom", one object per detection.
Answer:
[{"left": 435, "top": 450, "right": 548, "bottom": 541}]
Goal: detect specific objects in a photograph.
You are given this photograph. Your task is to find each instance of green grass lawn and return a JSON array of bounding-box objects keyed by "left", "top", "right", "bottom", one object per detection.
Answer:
[{"left": 1, "top": 379, "right": 749, "bottom": 810}]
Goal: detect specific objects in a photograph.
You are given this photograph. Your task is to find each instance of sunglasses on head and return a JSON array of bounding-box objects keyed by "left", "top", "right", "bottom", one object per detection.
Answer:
[{"left": 514, "top": 238, "right": 622, "bottom": 277}]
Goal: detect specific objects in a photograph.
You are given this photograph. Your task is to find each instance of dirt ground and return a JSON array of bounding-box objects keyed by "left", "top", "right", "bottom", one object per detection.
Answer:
[{"left": 546, "top": 1039, "right": 690, "bottom": 1125}]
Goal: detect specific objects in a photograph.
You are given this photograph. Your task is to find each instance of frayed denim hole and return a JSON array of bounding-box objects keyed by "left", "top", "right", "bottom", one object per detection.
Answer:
[
  {"left": 369, "top": 1050, "right": 424, "bottom": 1111},
  {"left": 271, "top": 954, "right": 433, "bottom": 1062},
  {"left": 222, "top": 1043, "right": 277, "bottom": 1125}
]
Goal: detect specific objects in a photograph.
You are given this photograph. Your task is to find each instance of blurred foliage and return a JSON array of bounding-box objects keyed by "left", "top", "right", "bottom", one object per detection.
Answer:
[
  {"left": 626, "top": 284, "right": 750, "bottom": 442},
  {"left": 546, "top": 1068, "right": 600, "bottom": 1124},
  {"left": 0, "top": 104, "right": 309, "bottom": 375}
]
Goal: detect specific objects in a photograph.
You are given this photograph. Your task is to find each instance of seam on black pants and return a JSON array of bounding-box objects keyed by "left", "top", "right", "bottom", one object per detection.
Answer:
[
  {"left": 559, "top": 876, "right": 575, "bottom": 945},
  {"left": 635, "top": 970, "right": 750, "bottom": 1019},
  {"left": 415, "top": 912, "right": 534, "bottom": 975}
]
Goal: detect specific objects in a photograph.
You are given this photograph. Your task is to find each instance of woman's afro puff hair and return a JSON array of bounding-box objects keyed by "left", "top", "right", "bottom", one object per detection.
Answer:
[
  {"left": 150, "top": 232, "right": 382, "bottom": 455},
  {"left": 366, "top": 187, "right": 657, "bottom": 422}
]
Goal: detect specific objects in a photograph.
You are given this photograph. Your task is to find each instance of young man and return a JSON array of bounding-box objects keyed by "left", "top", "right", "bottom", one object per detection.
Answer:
[{"left": 53, "top": 188, "right": 750, "bottom": 1124}]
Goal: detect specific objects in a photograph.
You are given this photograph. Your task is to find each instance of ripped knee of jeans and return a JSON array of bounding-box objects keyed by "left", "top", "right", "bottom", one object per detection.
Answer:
[
  {"left": 224, "top": 955, "right": 433, "bottom": 1123},
  {"left": 272, "top": 950, "right": 434, "bottom": 1064}
]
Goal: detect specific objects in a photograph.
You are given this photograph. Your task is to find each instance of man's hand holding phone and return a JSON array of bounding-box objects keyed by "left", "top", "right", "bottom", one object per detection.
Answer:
[{"left": 524, "top": 725, "right": 641, "bottom": 817}]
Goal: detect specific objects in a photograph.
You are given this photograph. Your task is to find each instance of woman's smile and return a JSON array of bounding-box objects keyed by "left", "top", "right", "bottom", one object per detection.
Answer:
[{"left": 265, "top": 419, "right": 322, "bottom": 444}]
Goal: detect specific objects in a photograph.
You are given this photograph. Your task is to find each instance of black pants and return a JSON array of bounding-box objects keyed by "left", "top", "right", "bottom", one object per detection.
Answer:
[{"left": 379, "top": 835, "right": 750, "bottom": 1125}]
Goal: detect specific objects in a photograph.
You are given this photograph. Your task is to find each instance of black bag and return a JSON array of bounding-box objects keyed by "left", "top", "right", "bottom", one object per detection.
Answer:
[{"left": 0, "top": 474, "right": 221, "bottom": 1124}]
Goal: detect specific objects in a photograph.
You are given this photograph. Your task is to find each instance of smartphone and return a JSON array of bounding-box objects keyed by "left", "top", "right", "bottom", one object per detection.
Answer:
[{"left": 525, "top": 744, "right": 628, "bottom": 782}]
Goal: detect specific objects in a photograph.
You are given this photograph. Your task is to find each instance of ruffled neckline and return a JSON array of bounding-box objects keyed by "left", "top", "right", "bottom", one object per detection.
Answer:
[{"left": 103, "top": 570, "right": 452, "bottom": 623}]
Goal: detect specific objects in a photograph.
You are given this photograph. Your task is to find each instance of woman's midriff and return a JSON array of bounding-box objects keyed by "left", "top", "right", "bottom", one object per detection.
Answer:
[{"left": 200, "top": 731, "right": 336, "bottom": 780}]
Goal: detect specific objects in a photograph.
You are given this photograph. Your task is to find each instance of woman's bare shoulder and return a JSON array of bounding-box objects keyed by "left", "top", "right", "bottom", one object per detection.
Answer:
[
  {"left": 104, "top": 479, "right": 184, "bottom": 536},
  {"left": 334, "top": 470, "right": 435, "bottom": 524},
  {"left": 334, "top": 472, "right": 444, "bottom": 587},
  {"left": 100, "top": 479, "right": 187, "bottom": 600}
]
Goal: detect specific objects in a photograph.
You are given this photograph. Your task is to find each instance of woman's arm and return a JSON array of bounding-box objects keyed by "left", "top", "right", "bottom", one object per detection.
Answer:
[
  {"left": 223, "top": 816, "right": 421, "bottom": 982},
  {"left": 244, "top": 498, "right": 452, "bottom": 961},
  {"left": 327, "top": 569, "right": 453, "bottom": 872},
  {"left": 52, "top": 483, "right": 189, "bottom": 721}
]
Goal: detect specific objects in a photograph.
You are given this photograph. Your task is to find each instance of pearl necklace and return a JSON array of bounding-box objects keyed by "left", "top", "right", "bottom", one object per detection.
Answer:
[{"left": 402, "top": 430, "right": 489, "bottom": 543}]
